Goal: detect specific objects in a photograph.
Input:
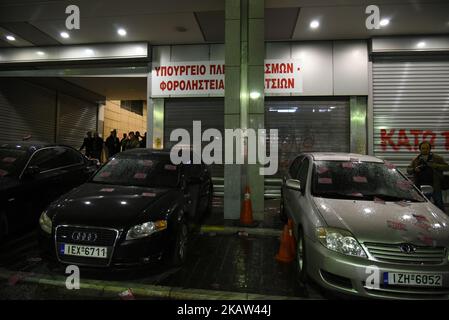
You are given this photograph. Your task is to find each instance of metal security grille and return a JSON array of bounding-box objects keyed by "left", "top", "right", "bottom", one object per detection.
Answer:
[
  {"left": 372, "top": 61, "right": 449, "bottom": 171},
  {"left": 0, "top": 78, "right": 56, "bottom": 142},
  {"left": 265, "top": 99, "right": 350, "bottom": 177},
  {"left": 164, "top": 99, "right": 224, "bottom": 179},
  {"left": 58, "top": 94, "right": 98, "bottom": 149}
]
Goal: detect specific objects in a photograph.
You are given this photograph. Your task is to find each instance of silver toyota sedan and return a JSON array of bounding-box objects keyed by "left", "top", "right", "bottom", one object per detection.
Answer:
[{"left": 280, "top": 152, "right": 449, "bottom": 299}]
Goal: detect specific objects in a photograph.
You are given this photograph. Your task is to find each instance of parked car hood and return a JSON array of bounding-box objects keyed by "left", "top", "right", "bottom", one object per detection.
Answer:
[
  {"left": 313, "top": 197, "right": 449, "bottom": 247},
  {"left": 50, "top": 183, "right": 174, "bottom": 228}
]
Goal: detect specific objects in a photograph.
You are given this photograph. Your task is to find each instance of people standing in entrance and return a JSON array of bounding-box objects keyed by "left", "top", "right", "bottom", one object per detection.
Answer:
[
  {"left": 120, "top": 133, "right": 128, "bottom": 152},
  {"left": 127, "top": 131, "right": 140, "bottom": 149},
  {"left": 79, "top": 131, "right": 93, "bottom": 158},
  {"left": 91, "top": 132, "right": 104, "bottom": 161},
  {"left": 140, "top": 132, "right": 147, "bottom": 148},
  {"left": 106, "top": 130, "right": 120, "bottom": 158},
  {"left": 407, "top": 141, "right": 449, "bottom": 213}
]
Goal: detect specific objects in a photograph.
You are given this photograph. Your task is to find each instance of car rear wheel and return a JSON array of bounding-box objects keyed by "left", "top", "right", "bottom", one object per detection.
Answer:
[
  {"left": 170, "top": 220, "right": 188, "bottom": 267},
  {"left": 296, "top": 227, "right": 308, "bottom": 285}
]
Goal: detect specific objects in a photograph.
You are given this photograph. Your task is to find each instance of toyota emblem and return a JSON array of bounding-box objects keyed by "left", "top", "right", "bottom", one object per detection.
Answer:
[{"left": 399, "top": 244, "right": 416, "bottom": 254}]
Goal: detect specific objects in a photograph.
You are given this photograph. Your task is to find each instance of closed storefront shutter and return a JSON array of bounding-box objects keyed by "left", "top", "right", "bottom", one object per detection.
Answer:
[
  {"left": 0, "top": 78, "right": 56, "bottom": 143},
  {"left": 58, "top": 93, "right": 98, "bottom": 149},
  {"left": 265, "top": 98, "right": 351, "bottom": 177},
  {"left": 164, "top": 99, "right": 224, "bottom": 179},
  {"left": 372, "top": 61, "right": 449, "bottom": 171}
]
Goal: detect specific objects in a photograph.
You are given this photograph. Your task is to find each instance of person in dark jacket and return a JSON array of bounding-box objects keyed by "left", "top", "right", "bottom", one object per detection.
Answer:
[
  {"left": 407, "top": 141, "right": 449, "bottom": 212},
  {"left": 140, "top": 132, "right": 147, "bottom": 148},
  {"left": 91, "top": 132, "right": 104, "bottom": 161},
  {"left": 79, "top": 131, "right": 93, "bottom": 158},
  {"left": 105, "top": 130, "right": 120, "bottom": 158},
  {"left": 120, "top": 133, "right": 128, "bottom": 152}
]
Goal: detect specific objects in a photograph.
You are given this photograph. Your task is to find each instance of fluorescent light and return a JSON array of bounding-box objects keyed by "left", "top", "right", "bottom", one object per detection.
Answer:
[
  {"left": 417, "top": 41, "right": 426, "bottom": 48},
  {"left": 249, "top": 91, "right": 261, "bottom": 100},
  {"left": 84, "top": 48, "right": 94, "bottom": 55},
  {"left": 310, "top": 20, "right": 320, "bottom": 29},
  {"left": 60, "top": 32, "right": 69, "bottom": 39},
  {"left": 117, "top": 28, "right": 127, "bottom": 36},
  {"left": 6, "top": 35, "right": 15, "bottom": 41},
  {"left": 36, "top": 51, "right": 45, "bottom": 56},
  {"left": 380, "top": 19, "right": 390, "bottom": 27}
]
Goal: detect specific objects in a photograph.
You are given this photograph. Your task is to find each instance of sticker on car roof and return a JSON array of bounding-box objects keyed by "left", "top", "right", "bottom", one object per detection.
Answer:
[
  {"left": 353, "top": 176, "right": 368, "bottom": 183},
  {"left": 109, "top": 159, "right": 119, "bottom": 165},
  {"left": 395, "top": 200, "right": 411, "bottom": 207},
  {"left": 396, "top": 180, "right": 413, "bottom": 190},
  {"left": 134, "top": 173, "right": 147, "bottom": 179},
  {"left": 318, "top": 177, "right": 332, "bottom": 184},
  {"left": 384, "top": 161, "right": 396, "bottom": 169},
  {"left": 164, "top": 164, "right": 177, "bottom": 171},
  {"left": 374, "top": 197, "right": 386, "bottom": 204},
  {"left": 2, "top": 157, "right": 16, "bottom": 163},
  {"left": 387, "top": 220, "right": 407, "bottom": 231},
  {"left": 100, "top": 188, "right": 114, "bottom": 192},
  {"left": 350, "top": 192, "right": 363, "bottom": 197}
]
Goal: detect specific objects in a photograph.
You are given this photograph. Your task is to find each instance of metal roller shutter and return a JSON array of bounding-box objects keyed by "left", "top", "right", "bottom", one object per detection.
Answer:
[
  {"left": 164, "top": 99, "right": 224, "bottom": 179},
  {"left": 58, "top": 93, "right": 98, "bottom": 149},
  {"left": 373, "top": 61, "right": 449, "bottom": 171},
  {"left": 0, "top": 78, "right": 56, "bottom": 143},
  {"left": 265, "top": 98, "right": 351, "bottom": 178}
]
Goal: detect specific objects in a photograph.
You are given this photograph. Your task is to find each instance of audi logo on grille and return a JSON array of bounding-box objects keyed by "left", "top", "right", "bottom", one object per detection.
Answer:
[
  {"left": 399, "top": 244, "right": 416, "bottom": 254},
  {"left": 72, "top": 231, "right": 97, "bottom": 242}
]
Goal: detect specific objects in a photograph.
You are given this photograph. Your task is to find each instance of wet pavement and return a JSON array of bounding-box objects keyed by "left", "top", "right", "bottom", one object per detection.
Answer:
[{"left": 0, "top": 198, "right": 328, "bottom": 300}]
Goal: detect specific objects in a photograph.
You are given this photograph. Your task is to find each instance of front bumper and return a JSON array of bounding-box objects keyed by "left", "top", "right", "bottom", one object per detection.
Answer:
[
  {"left": 38, "top": 228, "right": 170, "bottom": 269},
  {"left": 306, "top": 238, "right": 449, "bottom": 299}
]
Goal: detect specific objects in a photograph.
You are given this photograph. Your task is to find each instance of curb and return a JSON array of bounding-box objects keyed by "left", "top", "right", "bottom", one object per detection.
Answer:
[
  {"left": 0, "top": 267, "right": 301, "bottom": 300},
  {"left": 200, "top": 225, "right": 281, "bottom": 237}
]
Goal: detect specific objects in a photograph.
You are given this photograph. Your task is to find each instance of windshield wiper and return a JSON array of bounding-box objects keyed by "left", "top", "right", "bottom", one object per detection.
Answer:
[
  {"left": 362, "top": 193, "right": 422, "bottom": 202},
  {"left": 313, "top": 192, "right": 366, "bottom": 200}
]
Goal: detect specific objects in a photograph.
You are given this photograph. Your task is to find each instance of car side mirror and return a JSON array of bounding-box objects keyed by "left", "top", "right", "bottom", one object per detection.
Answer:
[
  {"left": 24, "top": 165, "right": 41, "bottom": 178},
  {"left": 420, "top": 185, "right": 433, "bottom": 195},
  {"left": 286, "top": 179, "right": 302, "bottom": 192}
]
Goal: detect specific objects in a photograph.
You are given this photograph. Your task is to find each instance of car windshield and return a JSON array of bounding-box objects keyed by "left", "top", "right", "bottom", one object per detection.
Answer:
[
  {"left": 0, "top": 148, "right": 28, "bottom": 178},
  {"left": 312, "top": 160, "right": 425, "bottom": 202},
  {"left": 91, "top": 155, "right": 180, "bottom": 188}
]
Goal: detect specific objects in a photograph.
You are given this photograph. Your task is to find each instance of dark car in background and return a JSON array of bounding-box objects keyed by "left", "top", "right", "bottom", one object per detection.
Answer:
[
  {"left": 38, "top": 149, "right": 213, "bottom": 268},
  {"left": 0, "top": 142, "right": 98, "bottom": 240}
]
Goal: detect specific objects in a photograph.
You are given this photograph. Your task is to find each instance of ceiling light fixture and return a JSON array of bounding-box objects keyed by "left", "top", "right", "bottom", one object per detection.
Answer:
[
  {"left": 417, "top": 41, "right": 426, "bottom": 48},
  {"left": 310, "top": 20, "right": 320, "bottom": 29},
  {"left": 6, "top": 35, "right": 16, "bottom": 41},
  {"left": 36, "top": 51, "right": 45, "bottom": 56},
  {"left": 85, "top": 48, "right": 94, "bottom": 55},
  {"left": 380, "top": 18, "right": 390, "bottom": 27},
  {"left": 117, "top": 28, "right": 127, "bottom": 36},
  {"left": 60, "top": 32, "right": 69, "bottom": 39}
]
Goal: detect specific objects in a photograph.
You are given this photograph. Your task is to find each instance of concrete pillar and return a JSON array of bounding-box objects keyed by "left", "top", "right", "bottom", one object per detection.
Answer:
[
  {"left": 350, "top": 96, "right": 367, "bottom": 155},
  {"left": 224, "top": 0, "right": 265, "bottom": 220}
]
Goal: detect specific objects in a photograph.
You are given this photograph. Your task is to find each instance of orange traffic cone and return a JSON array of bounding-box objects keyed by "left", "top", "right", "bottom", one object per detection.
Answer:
[
  {"left": 276, "top": 223, "right": 295, "bottom": 263},
  {"left": 287, "top": 219, "right": 296, "bottom": 254},
  {"left": 240, "top": 186, "right": 255, "bottom": 226}
]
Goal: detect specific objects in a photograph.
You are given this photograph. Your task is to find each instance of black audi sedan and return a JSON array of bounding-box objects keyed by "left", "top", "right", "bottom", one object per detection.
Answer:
[
  {"left": 38, "top": 149, "right": 213, "bottom": 268},
  {"left": 0, "top": 141, "right": 98, "bottom": 240}
]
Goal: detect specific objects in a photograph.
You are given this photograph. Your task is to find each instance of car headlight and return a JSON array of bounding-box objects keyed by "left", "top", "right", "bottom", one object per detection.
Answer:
[
  {"left": 126, "top": 220, "right": 167, "bottom": 240},
  {"left": 316, "top": 227, "right": 367, "bottom": 258},
  {"left": 39, "top": 211, "right": 52, "bottom": 234}
]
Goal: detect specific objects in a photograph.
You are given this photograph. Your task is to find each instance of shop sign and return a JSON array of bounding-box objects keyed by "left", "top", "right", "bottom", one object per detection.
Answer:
[
  {"left": 151, "top": 59, "right": 302, "bottom": 97},
  {"left": 379, "top": 128, "right": 449, "bottom": 151}
]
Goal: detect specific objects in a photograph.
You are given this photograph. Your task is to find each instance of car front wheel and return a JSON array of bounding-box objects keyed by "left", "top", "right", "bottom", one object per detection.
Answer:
[
  {"left": 170, "top": 220, "right": 188, "bottom": 267},
  {"left": 296, "top": 227, "right": 308, "bottom": 285}
]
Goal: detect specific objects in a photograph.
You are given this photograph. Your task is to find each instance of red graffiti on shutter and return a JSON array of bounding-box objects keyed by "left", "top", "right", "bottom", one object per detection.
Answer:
[{"left": 380, "top": 129, "right": 398, "bottom": 151}]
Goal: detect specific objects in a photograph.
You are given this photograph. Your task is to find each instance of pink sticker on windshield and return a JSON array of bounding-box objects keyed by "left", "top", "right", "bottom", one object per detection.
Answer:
[
  {"left": 341, "top": 162, "right": 353, "bottom": 169},
  {"left": 374, "top": 197, "right": 386, "bottom": 204},
  {"left": 164, "top": 164, "right": 177, "bottom": 171},
  {"left": 100, "top": 188, "right": 114, "bottom": 192},
  {"left": 109, "top": 159, "right": 119, "bottom": 165},
  {"left": 140, "top": 160, "right": 153, "bottom": 167},
  {"left": 318, "top": 177, "right": 332, "bottom": 184},
  {"left": 396, "top": 180, "right": 412, "bottom": 190},
  {"left": 0, "top": 169, "right": 8, "bottom": 177},
  {"left": 353, "top": 176, "right": 368, "bottom": 183},
  {"left": 142, "top": 192, "right": 156, "bottom": 197},
  {"left": 2, "top": 157, "right": 16, "bottom": 163},
  {"left": 351, "top": 192, "right": 363, "bottom": 197},
  {"left": 317, "top": 166, "right": 329, "bottom": 174},
  {"left": 99, "top": 172, "right": 111, "bottom": 178},
  {"left": 134, "top": 173, "right": 147, "bottom": 179}
]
